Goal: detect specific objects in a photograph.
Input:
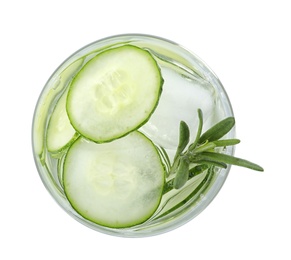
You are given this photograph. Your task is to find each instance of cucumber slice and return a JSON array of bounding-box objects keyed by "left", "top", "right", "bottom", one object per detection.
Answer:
[
  {"left": 63, "top": 131, "right": 165, "bottom": 228},
  {"left": 33, "top": 58, "right": 84, "bottom": 156},
  {"left": 66, "top": 45, "right": 163, "bottom": 143},
  {"left": 46, "top": 88, "right": 78, "bottom": 153}
]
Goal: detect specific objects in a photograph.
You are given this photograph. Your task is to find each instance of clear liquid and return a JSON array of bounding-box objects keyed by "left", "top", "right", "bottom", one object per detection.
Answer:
[{"left": 32, "top": 36, "right": 233, "bottom": 235}]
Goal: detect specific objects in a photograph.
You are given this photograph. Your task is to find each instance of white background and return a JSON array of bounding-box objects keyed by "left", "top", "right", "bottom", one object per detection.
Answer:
[{"left": 1, "top": 0, "right": 290, "bottom": 259}]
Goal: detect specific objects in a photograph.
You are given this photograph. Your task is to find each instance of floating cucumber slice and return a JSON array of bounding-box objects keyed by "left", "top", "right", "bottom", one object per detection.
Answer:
[
  {"left": 63, "top": 131, "right": 165, "bottom": 228},
  {"left": 66, "top": 45, "right": 163, "bottom": 143},
  {"left": 46, "top": 88, "right": 78, "bottom": 153}
]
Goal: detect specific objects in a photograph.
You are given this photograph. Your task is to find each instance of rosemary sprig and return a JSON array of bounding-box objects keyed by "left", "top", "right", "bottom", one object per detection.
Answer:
[{"left": 167, "top": 109, "right": 264, "bottom": 190}]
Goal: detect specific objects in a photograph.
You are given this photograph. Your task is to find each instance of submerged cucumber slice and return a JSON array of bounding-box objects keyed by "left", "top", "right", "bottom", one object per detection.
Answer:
[
  {"left": 46, "top": 88, "right": 78, "bottom": 153},
  {"left": 33, "top": 58, "right": 83, "bottom": 156},
  {"left": 66, "top": 45, "right": 163, "bottom": 143},
  {"left": 63, "top": 131, "right": 165, "bottom": 228}
]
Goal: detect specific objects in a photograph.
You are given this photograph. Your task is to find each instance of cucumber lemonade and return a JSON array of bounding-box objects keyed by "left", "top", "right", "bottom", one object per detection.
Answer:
[{"left": 32, "top": 34, "right": 262, "bottom": 237}]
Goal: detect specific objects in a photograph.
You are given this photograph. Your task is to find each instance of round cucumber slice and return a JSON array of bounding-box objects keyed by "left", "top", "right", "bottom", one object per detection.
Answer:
[
  {"left": 46, "top": 88, "right": 78, "bottom": 153},
  {"left": 63, "top": 131, "right": 165, "bottom": 228},
  {"left": 66, "top": 45, "right": 163, "bottom": 143}
]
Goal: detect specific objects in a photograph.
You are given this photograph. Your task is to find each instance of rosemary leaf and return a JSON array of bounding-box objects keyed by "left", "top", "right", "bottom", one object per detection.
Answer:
[
  {"left": 189, "top": 109, "right": 203, "bottom": 151},
  {"left": 213, "top": 139, "right": 240, "bottom": 147},
  {"left": 173, "top": 157, "right": 190, "bottom": 189},
  {"left": 174, "top": 121, "right": 190, "bottom": 160},
  {"left": 197, "top": 151, "right": 264, "bottom": 172},
  {"left": 192, "top": 159, "right": 228, "bottom": 169},
  {"left": 192, "top": 142, "right": 216, "bottom": 153},
  {"left": 198, "top": 117, "right": 235, "bottom": 144}
]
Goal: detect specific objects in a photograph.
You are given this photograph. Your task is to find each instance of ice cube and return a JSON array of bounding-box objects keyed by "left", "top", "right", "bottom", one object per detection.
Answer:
[{"left": 140, "top": 66, "right": 218, "bottom": 150}]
